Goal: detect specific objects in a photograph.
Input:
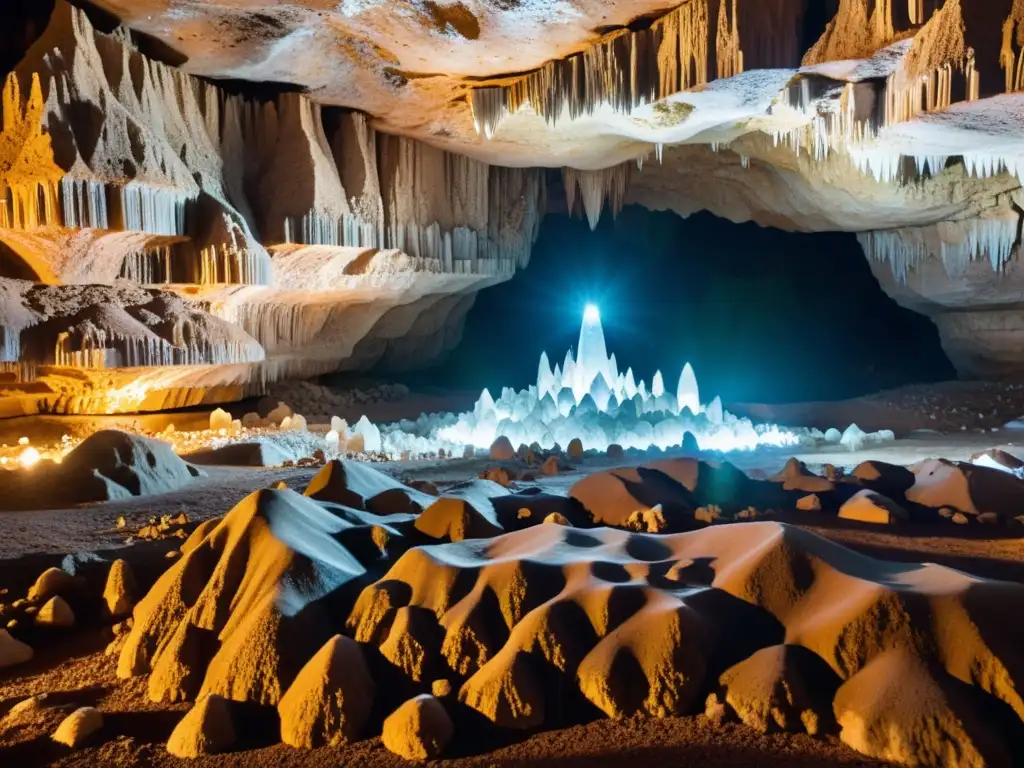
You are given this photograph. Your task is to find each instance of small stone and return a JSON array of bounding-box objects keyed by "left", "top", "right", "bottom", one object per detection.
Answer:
[
  {"left": 36, "top": 596, "right": 75, "bottom": 628},
  {"left": 796, "top": 494, "right": 822, "bottom": 512},
  {"left": 695, "top": 506, "right": 720, "bottom": 524},
  {"left": 6, "top": 619, "right": 19, "bottom": 629},
  {"left": 517, "top": 508, "right": 532, "bottom": 520},
  {"left": 52, "top": 707, "right": 103, "bottom": 748},
  {"left": 381, "top": 695, "right": 453, "bottom": 761},
  {"left": 8, "top": 693, "right": 47, "bottom": 718},
  {"left": 166, "top": 550, "right": 180, "bottom": 560},
  {"left": 567, "top": 437, "right": 584, "bottom": 459},
  {"left": 952, "top": 512, "right": 969, "bottom": 525},
  {"left": 115, "top": 516, "right": 127, "bottom": 529},
  {"left": 977, "top": 512, "right": 1000, "bottom": 525},
  {"left": 0, "top": 628, "right": 33, "bottom": 667},
  {"left": 431, "top": 679, "right": 452, "bottom": 698},
  {"left": 543, "top": 512, "right": 571, "bottom": 526}
]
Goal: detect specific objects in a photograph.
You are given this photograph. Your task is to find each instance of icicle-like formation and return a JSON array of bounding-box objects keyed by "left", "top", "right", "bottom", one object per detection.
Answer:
[
  {"left": 281, "top": 131, "right": 544, "bottom": 271},
  {"left": 198, "top": 244, "right": 271, "bottom": 285},
  {"left": 60, "top": 178, "right": 108, "bottom": 229},
  {"left": 859, "top": 216, "right": 1020, "bottom": 282},
  {"left": 118, "top": 183, "right": 188, "bottom": 237},
  {"left": 0, "top": 182, "right": 60, "bottom": 229},
  {"left": 468, "top": 0, "right": 730, "bottom": 136},
  {"left": 562, "top": 164, "right": 631, "bottom": 230},
  {"left": 469, "top": 88, "right": 506, "bottom": 140},
  {"left": 909, "top": 0, "right": 924, "bottom": 25},
  {"left": 52, "top": 328, "right": 262, "bottom": 369},
  {"left": 119, "top": 244, "right": 271, "bottom": 285}
]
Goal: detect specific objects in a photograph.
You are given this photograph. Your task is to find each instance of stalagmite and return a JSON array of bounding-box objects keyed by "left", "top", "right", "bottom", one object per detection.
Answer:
[{"left": 1002, "top": 0, "right": 1024, "bottom": 92}]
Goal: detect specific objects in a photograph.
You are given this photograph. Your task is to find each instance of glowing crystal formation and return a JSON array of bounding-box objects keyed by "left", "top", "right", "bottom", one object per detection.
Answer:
[{"left": 380, "top": 306, "right": 893, "bottom": 456}]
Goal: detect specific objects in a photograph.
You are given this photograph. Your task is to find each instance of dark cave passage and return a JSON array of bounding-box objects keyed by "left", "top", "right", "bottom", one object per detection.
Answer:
[{"left": 403, "top": 207, "right": 955, "bottom": 404}]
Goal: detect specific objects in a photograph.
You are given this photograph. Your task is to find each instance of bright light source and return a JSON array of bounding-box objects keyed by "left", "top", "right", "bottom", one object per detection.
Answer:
[
  {"left": 19, "top": 446, "right": 40, "bottom": 468},
  {"left": 583, "top": 304, "right": 600, "bottom": 324}
]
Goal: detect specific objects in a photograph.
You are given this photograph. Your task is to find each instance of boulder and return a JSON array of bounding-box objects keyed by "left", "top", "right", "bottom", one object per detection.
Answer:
[
  {"left": 28, "top": 567, "right": 78, "bottom": 601},
  {"left": 796, "top": 494, "right": 822, "bottom": 512},
  {"left": 381, "top": 695, "right": 453, "bottom": 761}
]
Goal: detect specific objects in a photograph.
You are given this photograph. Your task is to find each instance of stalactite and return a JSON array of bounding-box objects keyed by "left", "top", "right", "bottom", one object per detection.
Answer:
[
  {"left": 468, "top": 0, "right": 732, "bottom": 137},
  {"left": 716, "top": 0, "right": 744, "bottom": 80},
  {"left": 909, "top": 0, "right": 924, "bottom": 25},
  {"left": 1002, "top": 0, "right": 1024, "bottom": 92},
  {"left": 859, "top": 216, "right": 1020, "bottom": 282},
  {"left": 562, "top": 164, "right": 631, "bottom": 231}
]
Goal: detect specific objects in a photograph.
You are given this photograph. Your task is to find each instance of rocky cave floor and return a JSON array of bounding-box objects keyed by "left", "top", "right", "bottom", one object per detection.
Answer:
[{"left": 3, "top": 380, "right": 1024, "bottom": 766}]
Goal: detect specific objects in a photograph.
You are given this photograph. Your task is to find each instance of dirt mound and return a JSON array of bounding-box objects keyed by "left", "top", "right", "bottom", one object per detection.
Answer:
[{"left": 0, "top": 429, "right": 201, "bottom": 510}]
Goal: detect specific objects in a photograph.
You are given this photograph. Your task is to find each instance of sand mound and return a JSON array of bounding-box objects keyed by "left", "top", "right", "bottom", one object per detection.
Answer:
[
  {"left": 382, "top": 694, "right": 453, "bottom": 760},
  {"left": 305, "top": 459, "right": 434, "bottom": 514},
  {"left": 118, "top": 474, "right": 1024, "bottom": 764},
  {"left": 278, "top": 635, "right": 374, "bottom": 748},
  {"left": 166, "top": 694, "right": 235, "bottom": 758},
  {"left": 118, "top": 488, "right": 379, "bottom": 705},
  {"left": 834, "top": 648, "right": 1011, "bottom": 767},
  {"left": 708, "top": 644, "right": 839, "bottom": 735},
  {"left": 183, "top": 441, "right": 291, "bottom": 468},
  {"left": 1, "top": 430, "right": 201, "bottom": 510}
]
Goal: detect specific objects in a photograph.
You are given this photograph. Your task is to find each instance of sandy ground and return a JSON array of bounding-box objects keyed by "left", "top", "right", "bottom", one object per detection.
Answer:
[{"left": 3, "top": 380, "right": 1024, "bottom": 765}]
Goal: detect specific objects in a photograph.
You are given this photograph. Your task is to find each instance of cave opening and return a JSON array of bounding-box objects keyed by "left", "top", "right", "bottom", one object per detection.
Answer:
[{"left": 404, "top": 207, "right": 955, "bottom": 405}]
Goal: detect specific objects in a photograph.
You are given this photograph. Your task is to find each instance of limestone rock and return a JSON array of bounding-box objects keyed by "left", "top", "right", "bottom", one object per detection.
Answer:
[
  {"left": 606, "top": 443, "right": 624, "bottom": 460},
  {"left": 838, "top": 489, "right": 907, "bottom": 525},
  {"left": 771, "top": 459, "right": 832, "bottom": 493},
  {"left": 382, "top": 695, "right": 453, "bottom": 761},
  {"left": 166, "top": 694, "right": 235, "bottom": 758},
  {"left": 0, "top": 628, "right": 33, "bottom": 668},
  {"left": 489, "top": 436, "right": 515, "bottom": 461},
  {"left": 277, "top": 635, "right": 375, "bottom": 748},
  {"left": 103, "top": 559, "right": 137, "bottom": 618},
  {"left": 36, "top": 596, "right": 75, "bottom": 627},
  {"left": 51, "top": 707, "right": 103, "bottom": 748}
]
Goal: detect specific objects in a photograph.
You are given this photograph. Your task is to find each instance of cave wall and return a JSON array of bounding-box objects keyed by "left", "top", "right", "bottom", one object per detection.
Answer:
[{"left": 0, "top": 1, "right": 545, "bottom": 413}]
